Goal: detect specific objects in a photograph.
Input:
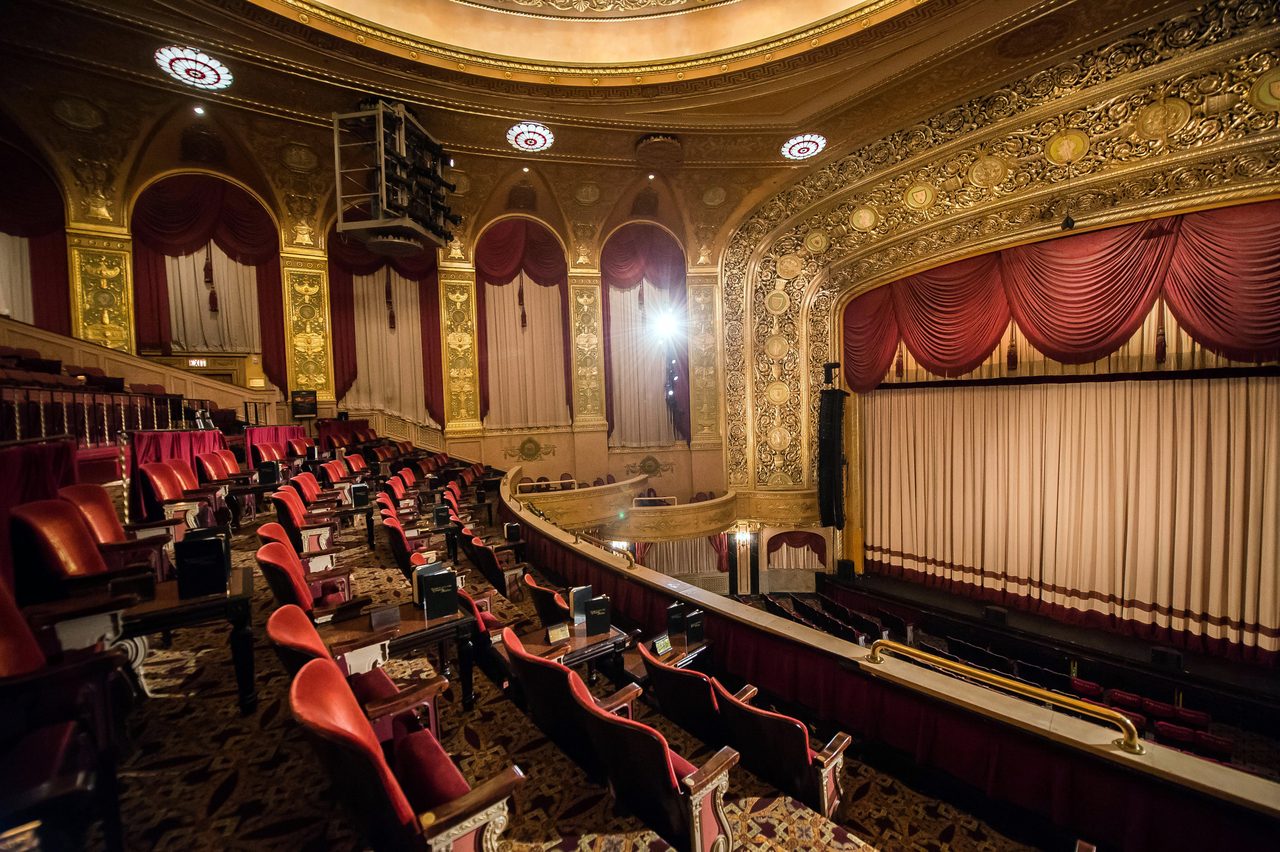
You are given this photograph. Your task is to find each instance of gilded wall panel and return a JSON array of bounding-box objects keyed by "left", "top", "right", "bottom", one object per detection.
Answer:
[
  {"left": 281, "top": 255, "right": 335, "bottom": 400},
  {"left": 440, "top": 269, "right": 483, "bottom": 432},
  {"left": 735, "top": 489, "right": 822, "bottom": 529},
  {"left": 720, "top": 8, "right": 1280, "bottom": 493},
  {"left": 69, "top": 233, "right": 134, "bottom": 353},
  {"left": 569, "top": 278, "right": 606, "bottom": 423},
  {"left": 686, "top": 279, "right": 721, "bottom": 445},
  {"left": 600, "top": 493, "right": 737, "bottom": 543}
]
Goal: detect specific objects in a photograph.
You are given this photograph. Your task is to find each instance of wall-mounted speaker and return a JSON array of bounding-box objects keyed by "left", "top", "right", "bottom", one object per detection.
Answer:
[
  {"left": 1151, "top": 646, "right": 1184, "bottom": 672},
  {"left": 817, "top": 388, "right": 849, "bottom": 529},
  {"left": 983, "top": 606, "right": 1008, "bottom": 627}
]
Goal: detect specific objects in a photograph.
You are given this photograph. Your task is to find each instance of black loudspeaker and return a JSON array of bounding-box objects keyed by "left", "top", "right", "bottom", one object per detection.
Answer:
[
  {"left": 983, "top": 606, "right": 1008, "bottom": 627},
  {"left": 817, "top": 388, "right": 849, "bottom": 529},
  {"left": 836, "top": 559, "right": 857, "bottom": 583},
  {"left": 1151, "top": 646, "right": 1184, "bottom": 672}
]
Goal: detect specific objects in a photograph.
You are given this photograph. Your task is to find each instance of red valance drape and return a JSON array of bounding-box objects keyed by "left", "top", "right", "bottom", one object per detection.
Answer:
[
  {"left": 473, "top": 219, "right": 572, "bottom": 421},
  {"left": 766, "top": 530, "right": 827, "bottom": 567},
  {"left": 707, "top": 532, "right": 729, "bottom": 573},
  {"left": 842, "top": 200, "right": 1280, "bottom": 393},
  {"left": 600, "top": 223, "right": 691, "bottom": 442},
  {"left": 325, "top": 225, "right": 443, "bottom": 422},
  {"left": 130, "top": 175, "right": 285, "bottom": 387},
  {"left": 0, "top": 146, "right": 72, "bottom": 336}
]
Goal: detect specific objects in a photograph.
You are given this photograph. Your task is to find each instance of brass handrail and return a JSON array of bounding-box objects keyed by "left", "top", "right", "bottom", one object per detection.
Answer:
[
  {"left": 865, "top": 639, "right": 1144, "bottom": 755},
  {"left": 578, "top": 533, "right": 637, "bottom": 569}
]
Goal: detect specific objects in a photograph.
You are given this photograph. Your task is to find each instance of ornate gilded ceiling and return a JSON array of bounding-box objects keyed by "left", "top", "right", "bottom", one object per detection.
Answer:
[{"left": 451, "top": 0, "right": 735, "bottom": 20}]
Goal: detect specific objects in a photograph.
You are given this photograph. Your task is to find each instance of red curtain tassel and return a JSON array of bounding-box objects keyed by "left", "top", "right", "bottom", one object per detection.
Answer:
[
  {"left": 204, "top": 243, "right": 217, "bottom": 312},
  {"left": 1007, "top": 338, "right": 1018, "bottom": 372},
  {"left": 518, "top": 279, "right": 527, "bottom": 328},
  {"left": 1155, "top": 298, "right": 1167, "bottom": 363},
  {"left": 388, "top": 306, "right": 396, "bottom": 330},
  {"left": 894, "top": 344, "right": 904, "bottom": 378},
  {"left": 208, "top": 285, "right": 219, "bottom": 313}
]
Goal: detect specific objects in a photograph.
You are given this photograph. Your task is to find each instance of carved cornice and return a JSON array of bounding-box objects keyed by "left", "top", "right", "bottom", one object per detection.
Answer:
[{"left": 720, "top": 4, "right": 1280, "bottom": 490}]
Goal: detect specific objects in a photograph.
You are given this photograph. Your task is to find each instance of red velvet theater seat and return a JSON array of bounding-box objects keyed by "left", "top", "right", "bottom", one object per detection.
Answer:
[
  {"left": 256, "top": 521, "right": 345, "bottom": 575},
  {"left": 270, "top": 488, "right": 339, "bottom": 554},
  {"left": 163, "top": 458, "right": 231, "bottom": 526},
  {"left": 522, "top": 573, "right": 570, "bottom": 628},
  {"left": 254, "top": 542, "right": 363, "bottom": 622},
  {"left": 568, "top": 670, "right": 737, "bottom": 852},
  {"left": 57, "top": 483, "right": 181, "bottom": 581},
  {"left": 267, "top": 604, "right": 446, "bottom": 742},
  {"left": 289, "top": 658, "right": 524, "bottom": 852},
  {"left": 638, "top": 641, "right": 732, "bottom": 749},
  {"left": 502, "top": 627, "right": 640, "bottom": 779},
  {"left": 711, "top": 677, "right": 850, "bottom": 819},
  {"left": 136, "top": 462, "right": 213, "bottom": 527}
]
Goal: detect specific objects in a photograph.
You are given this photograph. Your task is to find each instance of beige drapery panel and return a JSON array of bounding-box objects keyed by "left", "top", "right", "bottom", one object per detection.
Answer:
[
  {"left": 0, "top": 233, "right": 32, "bottom": 324},
  {"left": 863, "top": 376, "right": 1280, "bottom": 656},
  {"left": 608, "top": 280, "right": 679, "bottom": 447},
  {"left": 768, "top": 543, "right": 825, "bottom": 573},
  {"left": 482, "top": 273, "right": 571, "bottom": 429},
  {"left": 165, "top": 243, "right": 261, "bottom": 353},
  {"left": 346, "top": 268, "right": 440, "bottom": 429},
  {"left": 645, "top": 537, "right": 719, "bottom": 576}
]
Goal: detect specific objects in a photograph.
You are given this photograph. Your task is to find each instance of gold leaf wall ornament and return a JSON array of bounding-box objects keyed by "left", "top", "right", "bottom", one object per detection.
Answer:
[
  {"left": 69, "top": 234, "right": 134, "bottom": 353},
  {"left": 569, "top": 280, "right": 607, "bottom": 422},
  {"left": 440, "top": 271, "right": 483, "bottom": 430},
  {"left": 503, "top": 437, "right": 555, "bottom": 461},
  {"left": 720, "top": 11, "right": 1280, "bottom": 493},
  {"left": 686, "top": 282, "right": 721, "bottom": 443},
  {"left": 281, "top": 257, "right": 335, "bottom": 399},
  {"left": 624, "top": 455, "right": 675, "bottom": 477}
]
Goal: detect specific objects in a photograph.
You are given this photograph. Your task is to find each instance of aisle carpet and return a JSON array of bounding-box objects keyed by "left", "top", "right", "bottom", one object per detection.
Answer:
[{"left": 90, "top": 494, "right": 1040, "bottom": 852}]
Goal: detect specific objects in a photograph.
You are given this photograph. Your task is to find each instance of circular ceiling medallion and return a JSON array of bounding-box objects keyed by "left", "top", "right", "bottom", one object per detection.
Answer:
[
  {"left": 804, "top": 230, "right": 830, "bottom": 253},
  {"left": 968, "top": 155, "right": 1009, "bottom": 188},
  {"left": 764, "top": 290, "right": 792, "bottom": 316},
  {"left": 51, "top": 96, "right": 104, "bottom": 130},
  {"left": 1044, "top": 128, "right": 1090, "bottom": 165},
  {"left": 702, "top": 186, "right": 727, "bottom": 208},
  {"left": 849, "top": 206, "right": 879, "bottom": 232},
  {"left": 573, "top": 182, "right": 601, "bottom": 206},
  {"left": 766, "top": 425, "right": 792, "bottom": 451},
  {"left": 281, "top": 143, "right": 319, "bottom": 173},
  {"left": 507, "top": 121, "right": 554, "bottom": 152},
  {"left": 781, "top": 134, "right": 826, "bottom": 160},
  {"left": 764, "top": 334, "right": 789, "bottom": 359},
  {"left": 155, "top": 46, "right": 234, "bottom": 90},
  {"left": 775, "top": 254, "right": 803, "bottom": 279},
  {"left": 765, "top": 381, "right": 790, "bottom": 406},
  {"left": 904, "top": 183, "right": 937, "bottom": 210},
  {"left": 1248, "top": 68, "right": 1280, "bottom": 112},
  {"left": 1135, "top": 98, "right": 1192, "bottom": 139}
]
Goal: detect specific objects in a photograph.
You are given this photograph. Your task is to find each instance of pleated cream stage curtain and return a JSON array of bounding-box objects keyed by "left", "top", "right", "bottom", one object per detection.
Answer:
[
  {"left": 165, "top": 243, "right": 261, "bottom": 353},
  {"left": 483, "top": 272, "right": 571, "bottom": 428},
  {"left": 863, "top": 376, "right": 1280, "bottom": 657},
  {"left": 0, "top": 233, "right": 33, "bottom": 324},
  {"left": 346, "top": 268, "right": 440, "bottom": 428},
  {"left": 768, "top": 543, "right": 825, "bottom": 573},
  {"left": 608, "top": 279, "right": 679, "bottom": 447},
  {"left": 645, "top": 537, "right": 720, "bottom": 576}
]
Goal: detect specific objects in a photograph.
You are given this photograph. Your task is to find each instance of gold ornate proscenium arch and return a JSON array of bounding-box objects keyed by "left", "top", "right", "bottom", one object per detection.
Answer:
[{"left": 719, "top": 7, "right": 1280, "bottom": 497}]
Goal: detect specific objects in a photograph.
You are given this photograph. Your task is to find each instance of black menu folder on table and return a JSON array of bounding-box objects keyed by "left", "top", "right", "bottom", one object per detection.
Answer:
[
  {"left": 570, "top": 586, "right": 592, "bottom": 624},
  {"left": 433, "top": 504, "right": 451, "bottom": 527},
  {"left": 685, "top": 609, "right": 705, "bottom": 645},
  {"left": 585, "top": 595, "right": 611, "bottom": 637},
  {"left": 176, "top": 526, "right": 232, "bottom": 599},
  {"left": 666, "top": 601, "right": 685, "bottom": 635},
  {"left": 415, "top": 564, "right": 458, "bottom": 620}
]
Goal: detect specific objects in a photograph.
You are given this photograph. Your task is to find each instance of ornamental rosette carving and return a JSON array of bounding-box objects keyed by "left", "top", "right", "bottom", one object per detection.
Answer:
[{"left": 720, "top": 3, "right": 1280, "bottom": 491}]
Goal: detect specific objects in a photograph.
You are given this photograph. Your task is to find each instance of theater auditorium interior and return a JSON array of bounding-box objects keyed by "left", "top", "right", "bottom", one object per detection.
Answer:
[{"left": 0, "top": 1, "right": 1278, "bottom": 850}]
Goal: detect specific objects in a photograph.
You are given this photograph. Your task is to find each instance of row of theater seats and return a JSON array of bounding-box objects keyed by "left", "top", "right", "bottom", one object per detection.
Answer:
[{"left": 761, "top": 592, "right": 910, "bottom": 647}]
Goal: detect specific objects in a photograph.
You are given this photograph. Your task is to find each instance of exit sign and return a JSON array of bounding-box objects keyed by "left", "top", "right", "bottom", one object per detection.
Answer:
[{"left": 188, "top": 358, "right": 207, "bottom": 367}]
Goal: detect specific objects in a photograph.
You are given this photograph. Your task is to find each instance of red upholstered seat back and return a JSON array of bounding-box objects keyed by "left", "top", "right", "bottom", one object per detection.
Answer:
[
  {"left": 267, "top": 603, "right": 333, "bottom": 674},
  {"left": 10, "top": 500, "right": 110, "bottom": 581},
  {"left": 523, "top": 574, "right": 569, "bottom": 628},
  {"left": 637, "top": 641, "right": 724, "bottom": 748},
  {"left": 387, "top": 478, "right": 407, "bottom": 501},
  {"left": 290, "top": 658, "right": 417, "bottom": 834},
  {"left": 293, "top": 473, "right": 322, "bottom": 503},
  {"left": 255, "top": 522, "right": 291, "bottom": 550},
  {"left": 255, "top": 542, "right": 315, "bottom": 612},
  {"left": 711, "top": 677, "right": 819, "bottom": 808},
  {"left": 195, "top": 452, "right": 226, "bottom": 483},
  {"left": 0, "top": 577, "right": 47, "bottom": 677},
  {"left": 346, "top": 454, "right": 368, "bottom": 473},
  {"left": 287, "top": 438, "right": 312, "bottom": 457},
  {"left": 399, "top": 469, "right": 417, "bottom": 486},
  {"left": 273, "top": 489, "right": 307, "bottom": 527},
  {"left": 165, "top": 458, "right": 202, "bottom": 491},
  {"left": 139, "top": 462, "right": 186, "bottom": 502},
  {"left": 503, "top": 628, "right": 603, "bottom": 775},
  {"left": 215, "top": 449, "right": 240, "bottom": 473},
  {"left": 382, "top": 517, "right": 417, "bottom": 578},
  {"left": 57, "top": 483, "right": 127, "bottom": 545}
]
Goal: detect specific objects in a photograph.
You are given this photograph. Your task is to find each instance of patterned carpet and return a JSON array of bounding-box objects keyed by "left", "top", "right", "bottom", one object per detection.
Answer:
[{"left": 89, "top": 489, "right": 1043, "bottom": 852}]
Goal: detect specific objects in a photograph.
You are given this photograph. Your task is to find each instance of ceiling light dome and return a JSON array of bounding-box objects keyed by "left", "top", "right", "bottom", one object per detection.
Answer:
[
  {"left": 155, "top": 46, "right": 234, "bottom": 90},
  {"left": 507, "top": 122, "right": 554, "bottom": 152},
  {"left": 781, "top": 134, "right": 826, "bottom": 160}
]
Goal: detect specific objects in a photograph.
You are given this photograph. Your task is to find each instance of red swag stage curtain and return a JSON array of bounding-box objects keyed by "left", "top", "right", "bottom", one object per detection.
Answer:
[
  {"left": 326, "top": 225, "right": 442, "bottom": 421},
  {"left": 842, "top": 199, "right": 1280, "bottom": 392},
  {"left": 600, "top": 223, "right": 691, "bottom": 442},
  {"left": 766, "top": 530, "right": 827, "bottom": 567},
  {"left": 131, "top": 176, "right": 284, "bottom": 384},
  {"left": 127, "top": 430, "right": 227, "bottom": 522},
  {"left": 707, "top": 532, "right": 729, "bottom": 573},
  {"left": 0, "top": 147, "right": 72, "bottom": 336},
  {"left": 473, "top": 219, "right": 571, "bottom": 421},
  {"left": 0, "top": 439, "right": 78, "bottom": 590}
]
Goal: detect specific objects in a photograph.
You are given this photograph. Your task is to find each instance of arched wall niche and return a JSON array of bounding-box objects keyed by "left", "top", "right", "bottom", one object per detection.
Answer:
[
  {"left": 597, "top": 174, "right": 689, "bottom": 268},
  {"left": 466, "top": 166, "right": 571, "bottom": 261}
]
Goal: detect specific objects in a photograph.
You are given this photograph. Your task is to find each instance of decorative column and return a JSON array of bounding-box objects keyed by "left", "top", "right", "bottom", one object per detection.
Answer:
[
  {"left": 438, "top": 265, "right": 483, "bottom": 434},
  {"left": 686, "top": 276, "right": 722, "bottom": 446},
  {"left": 568, "top": 276, "right": 607, "bottom": 427},
  {"left": 280, "top": 252, "right": 336, "bottom": 401},
  {"left": 68, "top": 230, "right": 134, "bottom": 353},
  {"left": 843, "top": 389, "right": 864, "bottom": 572}
]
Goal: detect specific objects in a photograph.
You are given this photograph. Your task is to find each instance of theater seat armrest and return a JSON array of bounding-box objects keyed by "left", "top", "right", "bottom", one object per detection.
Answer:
[
  {"left": 303, "top": 565, "right": 353, "bottom": 584},
  {"left": 98, "top": 538, "right": 168, "bottom": 552},
  {"left": 596, "top": 683, "right": 642, "bottom": 717},
  {"left": 472, "top": 591, "right": 496, "bottom": 611},
  {"left": 733, "top": 684, "right": 758, "bottom": 703},
  {"left": 181, "top": 488, "right": 219, "bottom": 498},
  {"left": 681, "top": 747, "right": 740, "bottom": 798},
  {"left": 363, "top": 674, "right": 448, "bottom": 720},
  {"left": 62, "top": 565, "right": 153, "bottom": 596},
  {"left": 543, "top": 645, "right": 571, "bottom": 663},
  {"left": 314, "top": 596, "right": 371, "bottom": 622},
  {"left": 22, "top": 593, "right": 139, "bottom": 627},
  {"left": 418, "top": 766, "right": 526, "bottom": 839},
  {"left": 300, "top": 521, "right": 335, "bottom": 532},
  {"left": 812, "top": 732, "right": 853, "bottom": 768},
  {"left": 124, "top": 518, "right": 184, "bottom": 532},
  {"left": 301, "top": 546, "right": 346, "bottom": 558},
  {"left": 329, "top": 628, "right": 398, "bottom": 658}
]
